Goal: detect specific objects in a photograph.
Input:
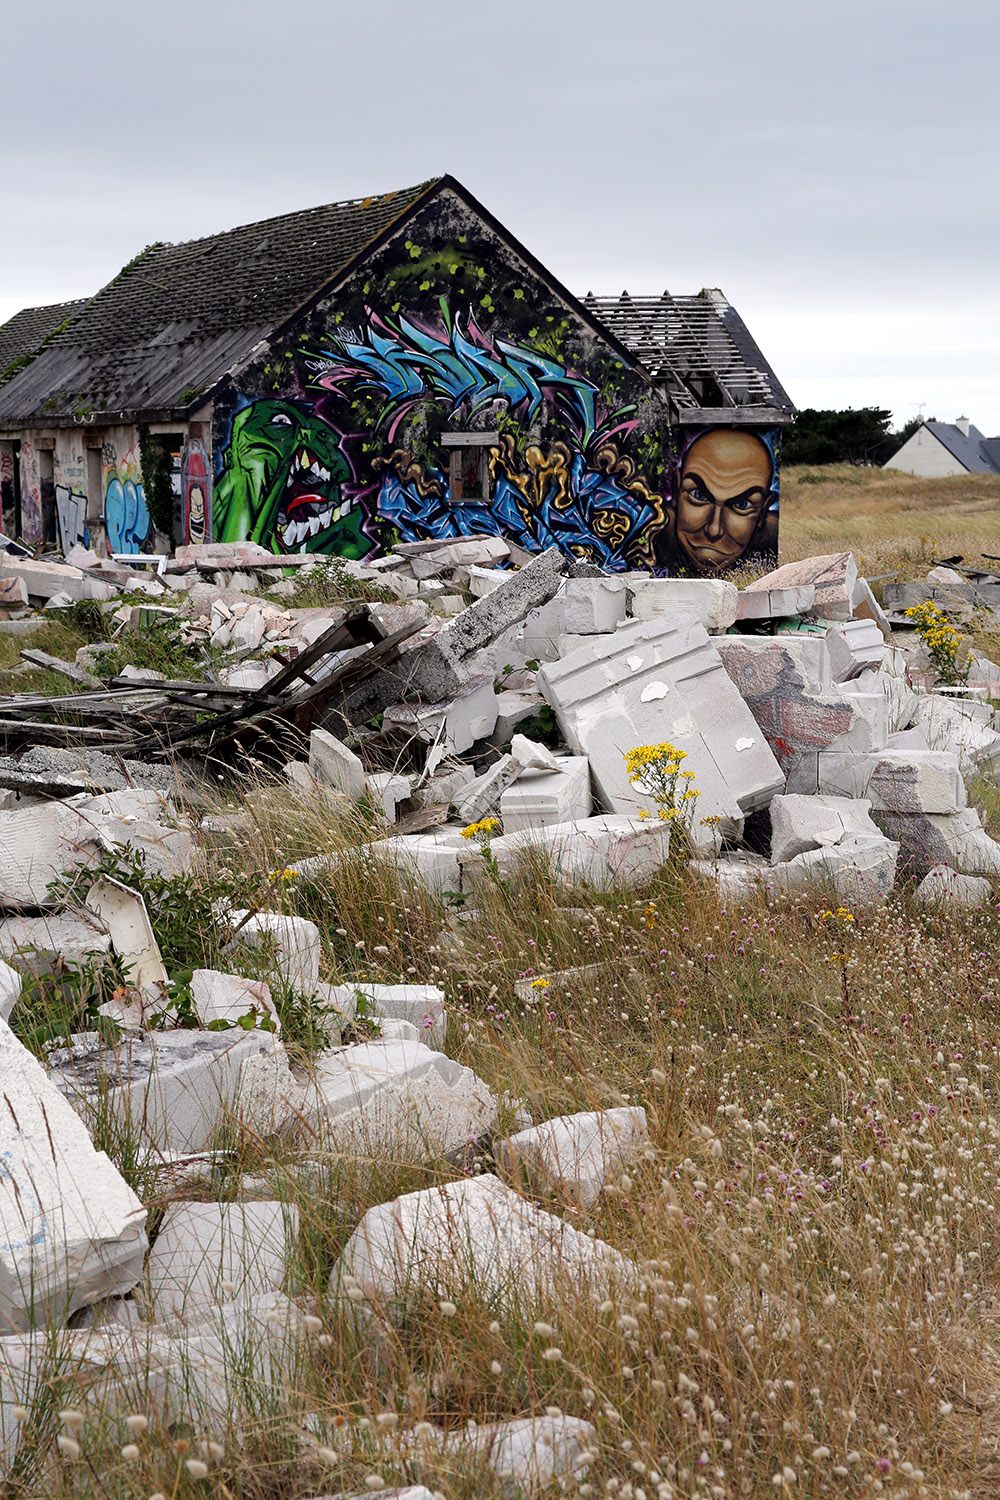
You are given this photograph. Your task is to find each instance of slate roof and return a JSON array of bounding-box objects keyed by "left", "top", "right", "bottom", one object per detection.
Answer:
[
  {"left": 0, "top": 299, "right": 89, "bottom": 387},
  {"left": 583, "top": 288, "right": 795, "bottom": 417},
  {"left": 925, "top": 421, "right": 1000, "bottom": 475},
  {"left": 0, "top": 181, "right": 438, "bottom": 427}
]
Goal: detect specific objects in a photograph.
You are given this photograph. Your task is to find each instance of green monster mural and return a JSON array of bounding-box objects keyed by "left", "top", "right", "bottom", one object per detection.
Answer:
[{"left": 212, "top": 399, "right": 370, "bottom": 557}]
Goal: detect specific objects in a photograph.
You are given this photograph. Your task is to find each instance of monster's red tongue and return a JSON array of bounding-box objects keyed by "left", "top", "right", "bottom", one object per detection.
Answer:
[{"left": 285, "top": 492, "right": 324, "bottom": 517}]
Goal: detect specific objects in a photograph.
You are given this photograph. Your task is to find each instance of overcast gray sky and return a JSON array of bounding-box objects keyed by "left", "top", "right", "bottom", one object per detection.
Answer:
[{"left": 1, "top": 0, "right": 996, "bottom": 432}]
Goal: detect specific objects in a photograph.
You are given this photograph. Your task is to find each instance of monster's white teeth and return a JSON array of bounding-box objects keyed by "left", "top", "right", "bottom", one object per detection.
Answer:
[
  {"left": 316, "top": 504, "right": 334, "bottom": 529},
  {"left": 305, "top": 515, "right": 322, "bottom": 538},
  {"left": 282, "top": 518, "right": 305, "bottom": 546},
  {"left": 317, "top": 465, "right": 330, "bottom": 482}
]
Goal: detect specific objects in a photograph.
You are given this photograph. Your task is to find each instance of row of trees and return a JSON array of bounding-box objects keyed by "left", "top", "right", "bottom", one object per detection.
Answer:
[{"left": 781, "top": 408, "right": 932, "bottom": 466}]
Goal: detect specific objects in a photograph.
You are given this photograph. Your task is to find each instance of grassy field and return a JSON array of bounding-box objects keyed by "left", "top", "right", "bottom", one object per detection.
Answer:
[{"left": 780, "top": 464, "right": 1000, "bottom": 576}]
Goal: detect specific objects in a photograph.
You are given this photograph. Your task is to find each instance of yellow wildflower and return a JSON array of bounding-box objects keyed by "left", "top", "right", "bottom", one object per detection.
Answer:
[
  {"left": 529, "top": 976, "right": 551, "bottom": 989},
  {"left": 461, "top": 816, "right": 501, "bottom": 840}
]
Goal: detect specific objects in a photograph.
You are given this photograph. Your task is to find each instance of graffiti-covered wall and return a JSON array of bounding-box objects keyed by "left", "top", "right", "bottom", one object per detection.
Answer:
[{"left": 211, "top": 188, "right": 779, "bottom": 576}]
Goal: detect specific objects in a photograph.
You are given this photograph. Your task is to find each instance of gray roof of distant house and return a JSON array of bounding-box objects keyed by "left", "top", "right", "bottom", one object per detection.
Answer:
[
  {"left": 0, "top": 299, "right": 90, "bottom": 387},
  {"left": 926, "top": 421, "right": 1000, "bottom": 475},
  {"left": 583, "top": 288, "right": 795, "bottom": 417},
  {"left": 0, "top": 181, "right": 439, "bottom": 426}
]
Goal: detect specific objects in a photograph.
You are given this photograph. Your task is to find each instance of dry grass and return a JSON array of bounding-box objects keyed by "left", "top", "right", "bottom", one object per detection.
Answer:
[
  {"left": 780, "top": 465, "right": 1000, "bottom": 578},
  {"left": 12, "top": 779, "right": 1000, "bottom": 1497}
]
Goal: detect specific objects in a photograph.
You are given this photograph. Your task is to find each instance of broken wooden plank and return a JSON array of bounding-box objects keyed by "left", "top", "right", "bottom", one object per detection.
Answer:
[{"left": 20, "top": 650, "right": 102, "bottom": 688}]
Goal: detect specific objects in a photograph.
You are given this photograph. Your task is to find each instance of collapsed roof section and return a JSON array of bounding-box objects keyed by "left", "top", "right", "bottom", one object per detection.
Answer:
[{"left": 583, "top": 289, "right": 795, "bottom": 425}]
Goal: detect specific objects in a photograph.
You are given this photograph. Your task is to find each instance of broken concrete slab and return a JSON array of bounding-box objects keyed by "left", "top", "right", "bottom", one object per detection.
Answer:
[
  {"left": 190, "top": 969, "right": 278, "bottom": 1032},
  {"left": 324, "top": 982, "right": 446, "bottom": 1049},
  {"left": 229, "top": 911, "right": 321, "bottom": 992},
  {"left": 453, "top": 754, "right": 522, "bottom": 823},
  {"left": 332, "top": 1174, "right": 631, "bottom": 1318},
  {"left": 627, "top": 576, "right": 739, "bottom": 633},
  {"left": 85, "top": 876, "right": 167, "bottom": 1000},
  {"left": 766, "top": 833, "right": 899, "bottom": 905},
  {"left": 405, "top": 547, "right": 565, "bottom": 700},
  {"left": 716, "top": 634, "right": 884, "bottom": 793},
  {"left": 540, "top": 617, "right": 784, "bottom": 838},
  {"left": 310, "top": 1038, "right": 495, "bottom": 1157},
  {"left": 690, "top": 851, "right": 770, "bottom": 902},
  {"left": 0, "top": 1016, "right": 147, "bottom": 1332},
  {"left": 309, "top": 728, "right": 366, "bottom": 802},
  {"left": 0, "top": 552, "right": 116, "bottom": 604},
  {"left": 824, "top": 619, "right": 887, "bottom": 681},
  {"left": 499, "top": 755, "right": 592, "bottom": 833},
  {"left": 914, "top": 865, "right": 993, "bottom": 908},
  {"left": 562, "top": 576, "right": 629, "bottom": 634},
  {"left": 769, "top": 793, "right": 882, "bottom": 865},
  {"left": 872, "top": 807, "right": 1000, "bottom": 878},
  {"left": 366, "top": 770, "right": 412, "bottom": 822},
  {"left": 865, "top": 749, "right": 966, "bottom": 815},
  {"left": 497, "top": 1106, "right": 648, "bottom": 1207},
  {"left": 913, "top": 695, "right": 1000, "bottom": 771},
  {"left": 0, "top": 911, "right": 111, "bottom": 976},
  {"left": 141, "top": 1200, "right": 299, "bottom": 1320},
  {"left": 47, "top": 1027, "right": 290, "bottom": 1154},
  {"left": 0, "top": 961, "right": 19, "bottom": 1021},
  {"left": 487, "top": 689, "right": 547, "bottom": 746},
  {"left": 736, "top": 584, "right": 816, "bottom": 621},
  {"left": 477, "top": 813, "right": 671, "bottom": 888},
  {"left": 438, "top": 1414, "right": 599, "bottom": 1492},
  {"left": 744, "top": 553, "right": 859, "bottom": 617}
]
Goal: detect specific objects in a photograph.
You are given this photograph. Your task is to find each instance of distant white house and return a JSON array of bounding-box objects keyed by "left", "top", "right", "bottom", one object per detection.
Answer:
[{"left": 885, "top": 417, "right": 1000, "bottom": 478}]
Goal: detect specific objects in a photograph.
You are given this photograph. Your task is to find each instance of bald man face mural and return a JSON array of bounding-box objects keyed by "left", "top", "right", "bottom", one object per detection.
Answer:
[{"left": 674, "top": 429, "right": 775, "bottom": 573}]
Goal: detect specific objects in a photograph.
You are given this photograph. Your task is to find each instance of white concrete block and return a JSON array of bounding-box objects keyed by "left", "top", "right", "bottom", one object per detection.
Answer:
[
  {"left": 310, "top": 1039, "right": 495, "bottom": 1156},
  {"left": 914, "top": 865, "right": 992, "bottom": 909},
  {"left": 825, "top": 618, "right": 887, "bottom": 680},
  {"left": 454, "top": 754, "right": 522, "bottom": 822},
  {"left": 481, "top": 813, "right": 670, "bottom": 888},
  {"left": 47, "top": 1028, "right": 288, "bottom": 1154},
  {"left": 562, "top": 576, "right": 629, "bottom": 634},
  {"left": 444, "top": 1414, "right": 599, "bottom": 1491},
  {"left": 540, "top": 617, "right": 783, "bottom": 835},
  {"left": 627, "top": 576, "right": 739, "bottom": 633},
  {"left": 325, "top": 982, "right": 446, "bottom": 1049},
  {"left": 499, "top": 755, "right": 592, "bottom": 833},
  {"left": 85, "top": 876, "right": 167, "bottom": 998},
  {"left": 866, "top": 749, "right": 966, "bottom": 814},
  {"left": 766, "top": 833, "right": 898, "bottom": 905},
  {"left": 497, "top": 1106, "right": 648, "bottom": 1206},
  {"left": 914, "top": 695, "right": 1000, "bottom": 771},
  {"left": 141, "top": 1201, "right": 298, "bottom": 1320},
  {"left": 231, "top": 911, "right": 321, "bottom": 991},
  {"left": 366, "top": 770, "right": 412, "bottom": 822},
  {"left": 332, "top": 1174, "right": 631, "bottom": 1316},
  {"left": 0, "top": 962, "right": 19, "bottom": 1021},
  {"left": 309, "top": 728, "right": 366, "bottom": 801},
  {"left": 769, "top": 794, "right": 881, "bottom": 865},
  {"left": 873, "top": 807, "right": 1000, "bottom": 877},
  {"left": 736, "top": 584, "right": 816, "bottom": 620},
  {"left": 0, "top": 1017, "right": 147, "bottom": 1332},
  {"left": 190, "top": 969, "right": 278, "bottom": 1032},
  {"left": 0, "top": 913, "right": 111, "bottom": 976}
]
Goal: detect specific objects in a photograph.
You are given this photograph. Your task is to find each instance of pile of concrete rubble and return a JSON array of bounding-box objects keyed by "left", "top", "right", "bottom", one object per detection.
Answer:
[
  {"left": 0, "top": 533, "right": 998, "bottom": 1484},
  {"left": 281, "top": 538, "right": 1000, "bottom": 913}
]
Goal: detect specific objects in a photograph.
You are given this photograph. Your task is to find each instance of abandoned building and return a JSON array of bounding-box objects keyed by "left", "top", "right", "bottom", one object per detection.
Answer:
[{"left": 0, "top": 176, "right": 794, "bottom": 575}]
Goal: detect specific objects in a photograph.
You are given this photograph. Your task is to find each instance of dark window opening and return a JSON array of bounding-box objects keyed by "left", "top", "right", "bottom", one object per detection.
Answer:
[{"left": 442, "top": 431, "right": 499, "bottom": 505}]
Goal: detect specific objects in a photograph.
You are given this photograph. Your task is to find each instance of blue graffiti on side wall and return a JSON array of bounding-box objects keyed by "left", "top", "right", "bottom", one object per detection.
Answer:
[
  {"left": 309, "top": 310, "right": 602, "bottom": 441},
  {"left": 105, "top": 478, "right": 151, "bottom": 554}
]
